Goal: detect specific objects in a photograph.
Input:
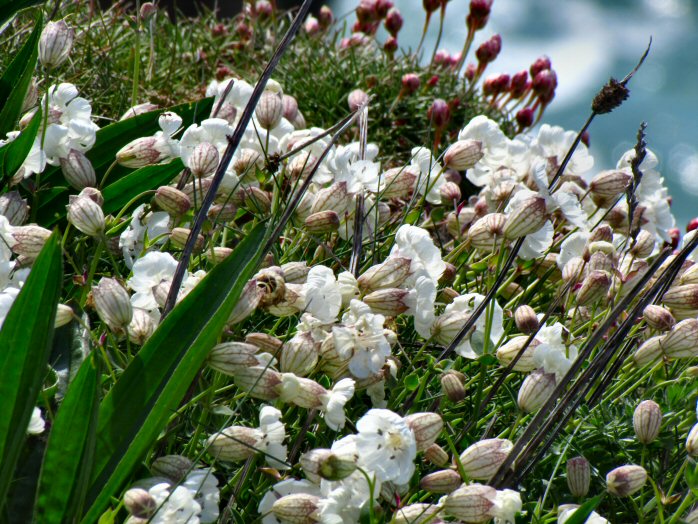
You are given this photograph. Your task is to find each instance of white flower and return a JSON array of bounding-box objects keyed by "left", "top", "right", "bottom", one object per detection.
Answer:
[
  {"left": 258, "top": 479, "right": 321, "bottom": 524},
  {"left": 410, "top": 147, "right": 446, "bottom": 204},
  {"left": 389, "top": 224, "right": 446, "bottom": 285},
  {"left": 443, "top": 293, "right": 504, "bottom": 359},
  {"left": 406, "top": 276, "right": 436, "bottom": 339},
  {"left": 179, "top": 118, "right": 232, "bottom": 166},
  {"left": 320, "top": 378, "right": 355, "bottom": 430},
  {"left": 333, "top": 299, "right": 392, "bottom": 379},
  {"left": 27, "top": 406, "right": 45, "bottom": 435},
  {"left": 557, "top": 231, "right": 590, "bottom": 270},
  {"left": 0, "top": 287, "right": 20, "bottom": 330},
  {"left": 558, "top": 505, "right": 609, "bottom": 524},
  {"left": 119, "top": 204, "right": 171, "bottom": 267},
  {"left": 355, "top": 409, "right": 417, "bottom": 484},
  {"left": 146, "top": 483, "right": 202, "bottom": 524},
  {"left": 337, "top": 271, "right": 360, "bottom": 307},
  {"left": 458, "top": 116, "right": 510, "bottom": 187},
  {"left": 334, "top": 159, "right": 381, "bottom": 193},
  {"left": 337, "top": 194, "right": 383, "bottom": 242},
  {"left": 532, "top": 124, "right": 594, "bottom": 182},
  {"left": 127, "top": 251, "right": 178, "bottom": 310},
  {"left": 518, "top": 220, "right": 554, "bottom": 260},
  {"left": 529, "top": 160, "right": 588, "bottom": 230},
  {"left": 304, "top": 265, "right": 342, "bottom": 323},
  {"left": 491, "top": 489, "right": 522, "bottom": 524},
  {"left": 258, "top": 405, "right": 288, "bottom": 469},
  {"left": 533, "top": 322, "right": 578, "bottom": 381},
  {"left": 182, "top": 469, "right": 220, "bottom": 524}
]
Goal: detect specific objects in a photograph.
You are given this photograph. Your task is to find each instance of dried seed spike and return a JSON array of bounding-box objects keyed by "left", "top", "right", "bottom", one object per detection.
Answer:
[{"left": 591, "top": 78, "right": 629, "bottom": 115}]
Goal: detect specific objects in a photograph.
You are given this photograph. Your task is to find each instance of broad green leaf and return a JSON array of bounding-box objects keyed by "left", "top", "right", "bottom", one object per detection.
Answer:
[
  {"left": 82, "top": 222, "right": 267, "bottom": 522},
  {"left": 0, "top": 106, "right": 41, "bottom": 183},
  {"left": 37, "top": 97, "right": 213, "bottom": 225},
  {"left": 0, "top": 232, "right": 62, "bottom": 508},
  {"left": 35, "top": 354, "right": 100, "bottom": 523},
  {"left": 0, "top": 13, "right": 42, "bottom": 137},
  {"left": 0, "top": 0, "right": 44, "bottom": 27},
  {"left": 101, "top": 159, "right": 184, "bottom": 215},
  {"left": 561, "top": 495, "right": 603, "bottom": 524}
]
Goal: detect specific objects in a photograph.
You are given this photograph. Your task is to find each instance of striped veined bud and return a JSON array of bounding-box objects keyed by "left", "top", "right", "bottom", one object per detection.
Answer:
[
  {"left": 393, "top": 504, "right": 441, "bottom": 524},
  {"left": 425, "top": 443, "right": 450, "bottom": 467},
  {"left": 420, "top": 469, "right": 462, "bottom": 494},
  {"left": 238, "top": 186, "right": 272, "bottom": 214},
  {"left": 154, "top": 186, "right": 191, "bottom": 216},
  {"left": 120, "top": 102, "right": 159, "bottom": 120},
  {"left": 228, "top": 280, "right": 263, "bottom": 325},
  {"left": 206, "top": 426, "right": 262, "bottom": 462},
  {"left": 632, "top": 335, "right": 664, "bottom": 367},
  {"left": 496, "top": 336, "right": 540, "bottom": 372},
  {"left": 169, "top": 227, "right": 204, "bottom": 252},
  {"left": 256, "top": 91, "right": 284, "bottom": 130},
  {"left": 680, "top": 264, "right": 698, "bottom": 285},
  {"left": 447, "top": 207, "right": 477, "bottom": 239},
  {"left": 566, "top": 456, "right": 590, "bottom": 497},
  {"left": 300, "top": 448, "right": 356, "bottom": 483},
  {"left": 304, "top": 210, "right": 339, "bottom": 234},
  {"left": 503, "top": 196, "right": 547, "bottom": 239},
  {"left": 633, "top": 400, "right": 662, "bottom": 444},
  {"left": 357, "top": 257, "right": 411, "bottom": 292},
  {"left": 280, "top": 332, "right": 318, "bottom": 376},
  {"left": 517, "top": 368, "right": 556, "bottom": 413},
  {"left": 92, "top": 277, "right": 133, "bottom": 332},
  {"left": 661, "top": 319, "right": 698, "bottom": 359},
  {"left": 443, "top": 483, "right": 497, "bottom": 522},
  {"left": 208, "top": 246, "right": 233, "bottom": 265},
  {"left": 11, "top": 225, "right": 52, "bottom": 259},
  {"left": 459, "top": 438, "right": 513, "bottom": 481},
  {"left": 208, "top": 203, "right": 237, "bottom": 222},
  {"left": 233, "top": 148, "right": 263, "bottom": 176},
  {"left": 282, "top": 94, "right": 299, "bottom": 122},
  {"left": 405, "top": 412, "right": 443, "bottom": 451},
  {"left": 288, "top": 152, "right": 316, "bottom": 180},
  {"left": 189, "top": 142, "right": 219, "bottom": 177},
  {"left": 277, "top": 373, "right": 325, "bottom": 409},
  {"left": 123, "top": 488, "right": 157, "bottom": 519},
  {"left": 468, "top": 213, "right": 507, "bottom": 250},
  {"left": 662, "top": 284, "right": 698, "bottom": 314},
  {"left": 444, "top": 139, "right": 484, "bottom": 170},
  {"left": 246, "top": 332, "right": 284, "bottom": 353},
  {"left": 514, "top": 305, "right": 539, "bottom": 335},
  {"left": 590, "top": 169, "right": 632, "bottom": 203},
  {"left": 127, "top": 308, "right": 156, "bottom": 345},
  {"left": 21, "top": 78, "right": 38, "bottom": 114},
  {"left": 0, "top": 191, "right": 29, "bottom": 226},
  {"left": 606, "top": 465, "right": 647, "bottom": 497},
  {"left": 379, "top": 166, "right": 418, "bottom": 199},
  {"left": 181, "top": 176, "right": 213, "bottom": 201},
  {"left": 687, "top": 423, "right": 698, "bottom": 456},
  {"left": 440, "top": 181, "right": 462, "bottom": 204},
  {"left": 588, "top": 224, "right": 613, "bottom": 243},
  {"left": 116, "top": 137, "right": 167, "bottom": 168},
  {"left": 67, "top": 191, "right": 105, "bottom": 237},
  {"left": 271, "top": 494, "right": 321, "bottom": 524},
  {"left": 233, "top": 365, "right": 282, "bottom": 401},
  {"left": 561, "top": 256, "right": 585, "bottom": 284},
  {"left": 440, "top": 370, "right": 466, "bottom": 402},
  {"left": 60, "top": 149, "right": 96, "bottom": 189},
  {"left": 281, "top": 261, "right": 310, "bottom": 284},
  {"left": 150, "top": 454, "right": 193, "bottom": 483},
  {"left": 431, "top": 310, "right": 471, "bottom": 346},
  {"left": 587, "top": 250, "right": 614, "bottom": 274},
  {"left": 631, "top": 229, "right": 655, "bottom": 259},
  {"left": 575, "top": 270, "right": 611, "bottom": 306},
  {"left": 311, "top": 181, "right": 350, "bottom": 215},
  {"left": 39, "top": 20, "right": 75, "bottom": 68},
  {"left": 642, "top": 305, "right": 675, "bottom": 331},
  {"left": 55, "top": 304, "right": 74, "bottom": 328},
  {"left": 208, "top": 342, "right": 262, "bottom": 376},
  {"left": 363, "top": 288, "right": 411, "bottom": 316}
]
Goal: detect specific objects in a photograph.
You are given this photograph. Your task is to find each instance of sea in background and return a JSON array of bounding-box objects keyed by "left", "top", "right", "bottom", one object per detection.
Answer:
[{"left": 329, "top": 0, "right": 698, "bottom": 227}]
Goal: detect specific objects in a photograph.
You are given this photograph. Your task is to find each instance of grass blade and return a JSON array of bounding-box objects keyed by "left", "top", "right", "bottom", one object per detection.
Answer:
[{"left": 0, "top": 232, "right": 62, "bottom": 508}]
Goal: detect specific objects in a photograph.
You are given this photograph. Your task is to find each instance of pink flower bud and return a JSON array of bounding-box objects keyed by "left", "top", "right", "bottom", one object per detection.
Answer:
[
  {"left": 124, "top": 488, "right": 156, "bottom": 519},
  {"left": 530, "top": 55, "right": 552, "bottom": 78},
  {"left": 189, "top": 142, "right": 219, "bottom": 177},
  {"left": 440, "top": 370, "right": 466, "bottom": 402},
  {"left": 633, "top": 400, "right": 662, "bottom": 444},
  {"left": 304, "top": 210, "right": 339, "bottom": 235},
  {"left": 468, "top": 212, "right": 507, "bottom": 250},
  {"left": 532, "top": 69, "right": 558, "bottom": 104},
  {"left": 420, "top": 469, "right": 462, "bottom": 493},
  {"left": 459, "top": 438, "right": 513, "bottom": 480},
  {"left": 93, "top": 277, "right": 133, "bottom": 332},
  {"left": 256, "top": 91, "right": 283, "bottom": 129},
  {"left": 0, "top": 191, "right": 28, "bottom": 226},
  {"left": 516, "top": 107, "right": 534, "bottom": 129},
  {"left": 401, "top": 73, "right": 420, "bottom": 94},
  {"left": 60, "top": 149, "right": 96, "bottom": 189},
  {"left": 509, "top": 70, "right": 529, "bottom": 98},
  {"left": 428, "top": 98, "right": 450, "bottom": 128},
  {"left": 440, "top": 181, "right": 461, "bottom": 203},
  {"left": 475, "top": 34, "right": 502, "bottom": 65},
  {"left": 348, "top": 88, "right": 369, "bottom": 112},
  {"left": 385, "top": 7, "right": 403, "bottom": 35},
  {"left": 304, "top": 15, "right": 321, "bottom": 35},
  {"left": 567, "top": 456, "right": 591, "bottom": 497},
  {"left": 642, "top": 305, "right": 675, "bottom": 331},
  {"left": 423, "top": 0, "right": 441, "bottom": 13},
  {"left": 39, "top": 20, "right": 75, "bottom": 68},
  {"left": 606, "top": 465, "right": 647, "bottom": 497}
]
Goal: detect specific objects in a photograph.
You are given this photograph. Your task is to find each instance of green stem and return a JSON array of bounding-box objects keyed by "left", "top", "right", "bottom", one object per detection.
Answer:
[{"left": 131, "top": 0, "right": 142, "bottom": 107}]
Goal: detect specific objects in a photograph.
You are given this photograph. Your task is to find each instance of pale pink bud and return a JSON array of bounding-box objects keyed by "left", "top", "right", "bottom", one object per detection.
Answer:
[
  {"left": 405, "top": 412, "right": 443, "bottom": 451},
  {"left": 363, "top": 288, "right": 411, "bottom": 316},
  {"left": 282, "top": 95, "right": 299, "bottom": 122},
  {"left": 425, "top": 443, "right": 450, "bottom": 467},
  {"left": 633, "top": 335, "right": 664, "bottom": 367},
  {"left": 116, "top": 137, "right": 166, "bottom": 168},
  {"left": 504, "top": 196, "right": 547, "bottom": 239},
  {"left": 154, "top": 186, "right": 191, "bottom": 216},
  {"left": 304, "top": 15, "right": 321, "bottom": 34},
  {"left": 120, "top": 103, "right": 159, "bottom": 121},
  {"left": 207, "top": 426, "right": 261, "bottom": 462},
  {"left": 687, "top": 423, "right": 698, "bottom": 456},
  {"left": 468, "top": 213, "right": 507, "bottom": 250},
  {"left": 393, "top": 504, "right": 441, "bottom": 524},
  {"left": 348, "top": 89, "right": 369, "bottom": 112},
  {"left": 444, "top": 139, "right": 484, "bottom": 171},
  {"left": 256, "top": 91, "right": 283, "bottom": 129},
  {"left": 379, "top": 166, "right": 417, "bottom": 199},
  {"left": 590, "top": 169, "right": 632, "bottom": 203},
  {"left": 311, "top": 182, "right": 350, "bottom": 215},
  {"left": 140, "top": 2, "right": 157, "bottom": 19},
  {"left": 662, "top": 284, "right": 698, "bottom": 311},
  {"left": 67, "top": 191, "right": 105, "bottom": 237},
  {"left": 630, "top": 229, "right": 655, "bottom": 258},
  {"left": 233, "top": 148, "right": 263, "bottom": 176},
  {"left": 318, "top": 5, "right": 334, "bottom": 27},
  {"left": 303, "top": 210, "right": 338, "bottom": 235},
  {"left": 0, "top": 191, "right": 28, "bottom": 226},
  {"left": 575, "top": 270, "right": 611, "bottom": 306},
  {"left": 443, "top": 483, "right": 496, "bottom": 521},
  {"left": 401, "top": 73, "right": 420, "bottom": 94},
  {"left": 208, "top": 342, "right": 261, "bottom": 376},
  {"left": 566, "top": 456, "right": 591, "bottom": 497},
  {"left": 440, "top": 181, "right": 461, "bottom": 203},
  {"left": 514, "top": 305, "right": 539, "bottom": 335},
  {"left": 496, "top": 336, "right": 540, "bottom": 372},
  {"left": 642, "top": 305, "right": 675, "bottom": 332},
  {"left": 93, "top": 277, "right": 133, "bottom": 332},
  {"left": 420, "top": 469, "right": 462, "bottom": 493},
  {"left": 440, "top": 370, "right": 466, "bottom": 402},
  {"left": 127, "top": 308, "right": 156, "bottom": 345},
  {"left": 271, "top": 494, "right": 320, "bottom": 524},
  {"left": 11, "top": 225, "right": 51, "bottom": 259},
  {"left": 246, "top": 332, "right": 284, "bottom": 353},
  {"left": 280, "top": 332, "right": 318, "bottom": 376},
  {"left": 60, "top": 149, "right": 96, "bottom": 189},
  {"left": 633, "top": 400, "right": 662, "bottom": 444},
  {"left": 189, "top": 142, "right": 219, "bottom": 177},
  {"left": 517, "top": 369, "right": 556, "bottom": 413},
  {"left": 233, "top": 366, "right": 281, "bottom": 401},
  {"left": 300, "top": 449, "right": 356, "bottom": 483},
  {"left": 428, "top": 98, "right": 450, "bottom": 128},
  {"left": 459, "top": 438, "right": 513, "bottom": 480},
  {"left": 358, "top": 257, "right": 411, "bottom": 291},
  {"left": 39, "top": 20, "right": 74, "bottom": 68},
  {"left": 150, "top": 454, "right": 193, "bottom": 483},
  {"left": 661, "top": 319, "right": 698, "bottom": 359},
  {"left": 124, "top": 488, "right": 156, "bottom": 519},
  {"left": 606, "top": 465, "right": 647, "bottom": 497}
]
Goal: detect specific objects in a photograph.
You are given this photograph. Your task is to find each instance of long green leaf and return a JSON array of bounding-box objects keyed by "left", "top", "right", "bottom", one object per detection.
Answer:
[
  {"left": 0, "top": 232, "right": 62, "bottom": 508},
  {"left": 35, "top": 354, "right": 100, "bottom": 523},
  {"left": 561, "top": 495, "right": 603, "bottom": 524},
  {"left": 0, "top": 106, "right": 41, "bottom": 183},
  {"left": 101, "top": 159, "right": 184, "bottom": 215},
  {"left": 82, "top": 222, "right": 267, "bottom": 522},
  {"left": 0, "top": 0, "right": 44, "bottom": 27},
  {"left": 0, "top": 13, "right": 42, "bottom": 136}
]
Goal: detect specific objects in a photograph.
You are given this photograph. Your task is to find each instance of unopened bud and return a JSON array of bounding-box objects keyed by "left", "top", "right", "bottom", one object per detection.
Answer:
[
  {"left": 514, "top": 305, "right": 539, "bottom": 335},
  {"left": 440, "top": 371, "right": 466, "bottom": 402},
  {"left": 189, "top": 142, "right": 219, "bottom": 177},
  {"left": 169, "top": 227, "right": 204, "bottom": 252},
  {"left": 643, "top": 305, "right": 675, "bottom": 331},
  {"left": 234, "top": 365, "right": 281, "bottom": 400},
  {"left": 496, "top": 336, "right": 540, "bottom": 372},
  {"left": 347, "top": 89, "right": 369, "bottom": 112},
  {"left": 238, "top": 186, "right": 271, "bottom": 214},
  {"left": 280, "top": 333, "right": 318, "bottom": 376},
  {"left": 516, "top": 107, "right": 534, "bottom": 129},
  {"left": 393, "top": 504, "right": 441, "bottom": 524},
  {"left": 127, "top": 308, "right": 156, "bottom": 345},
  {"left": 67, "top": 191, "right": 105, "bottom": 237},
  {"left": 420, "top": 469, "right": 462, "bottom": 494},
  {"left": 590, "top": 170, "right": 632, "bottom": 203},
  {"left": 256, "top": 91, "right": 284, "bottom": 129},
  {"left": 358, "top": 257, "right": 411, "bottom": 291},
  {"left": 561, "top": 257, "right": 585, "bottom": 284},
  {"left": 209, "top": 342, "right": 261, "bottom": 375},
  {"left": 440, "top": 181, "right": 461, "bottom": 203},
  {"left": 661, "top": 318, "right": 698, "bottom": 359},
  {"left": 517, "top": 369, "right": 556, "bottom": 413},
  {"left": 606, "top": 465, "right": 647, "bottom": 497},
  {"left": 39, "top": 20, "right": 74, "bottom": 68},
  {"left": 11, "top": 225, "right": 51, "bottom": 259},
  {"left": 304, "top": 210, "right": 339, "bottom": 235},
  {"left": 271, "top": 494, "right": 320, "bottom": 524},
  {"left": 687, "top": 423, "right": 698, "bottom": 456},
  {"left": 150, "top": 454, "right": 193, "bottom": 483},
  {"left": 0, "top": 191, "right": 29, "bottom": 225},
  {"left": 662, "top": 284, "right": 698, "bottom": 312},
  {"left": 532, "top": 69, "right": 557, "bottom": 104},
  {"left": 680, "top": 264, "right": 698, "bottom": 285},
  {"left": 287, "top": 152, "right": 316, "bottom": 180},
  {"left": 565, "top": 456, "right": 591, "bottom": 498},
  {"left": 124, "top": 488, "right": 156, "bottom": 519},
  {"left": 380, "top": 167, "right": 417, "bottom": 199},
  {"left": 154, "top": 186, "right": 191, "bottom": 216},
  {"left": 120, "top": 102, "right": 159, "bottom": 120},
  {"left": 576, "top": 270, "right": 611, "bottom": 306},
  {"left": 468, "top": 213, "right": 507, "bottom": 250},
  {"left": 60, "top": 149, "right": 96, "bottom": 189},
  {"left": 401, "top": 73, "right": 420, "bottom": 95},
  {"left": 93, "top": 277, "right": 133, "bottom": 332},
  {"left": 363, "top": 288, "right": 410, "bottom": 316},
  {"left": 504, "top": 196, "right": 547, "bottom": 239},
  {"left": 405, "top": 412, "right": 443, "bottom": 451},
  {"left": 54, "top": 304, "right": 74, "bottom": 328},
  {"left": 428, "top": 98, "right": 450, "bottom": 128},
  {"left": 116, "top": 137, "right": 167, "bottom": 168},
  {"left": 633, "top": 335, "right": 664, "bottom": 367},
  {"left": 300, "top": 449, "right": 356, "bottom": 483},
  {"left": 444, "top": 139, "right": 483, "bottom": 171},
  {"left": 311, "top": 182, "right": 350, "bottom": 215},
  {"left": 281, "top": 95, "right": 299, "bottom": 123},
  {"left": 630, "top": 229, "right": 655, "bottom": 258},
  {"left": 459, "top": 438, "right": 513, "bottom": 481},
  {"left": 318, "top": 5, "right": 334, "bottom": 27},
  {"left": 475, "top": 34, "right": 501, "bottom": 65},
  {"left": 443, "top": 483, "right": 496, "bottom": 522},
  {"left": 233, "top": 148, "right": 262, "bottom": 176},
  {"left": 246, "top": 332, "right": 283, "bottom": 352},
  {"left": 424, "top": 443, "right": 449, "bottom": 467},
  {"left": 207, "top": 426, "right": 262, "bottom": 462},
  {"left": 633, "top": 400, "right": 662, "bottom": 444}
]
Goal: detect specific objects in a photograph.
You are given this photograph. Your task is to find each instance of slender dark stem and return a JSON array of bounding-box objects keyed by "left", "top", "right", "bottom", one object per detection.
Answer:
[{"left": 162, "top": 0, "right": 314, "bottom": 316}]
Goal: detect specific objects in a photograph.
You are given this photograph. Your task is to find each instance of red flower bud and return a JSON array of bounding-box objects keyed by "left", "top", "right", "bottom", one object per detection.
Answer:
[
  {"left": 384, "top": 36, "right": 398, "bottom": 54},
  {"left": 428, "top": 98, "right": 450, "bottom": 128},
  {"left": 532, "top": 69, "right": 557, "bottom": 104},
  {"left": 516, "top": 107, "right": 534, "bottom": 129},
  {"left": 401, "top": 73, "right": 421, "bottom": 94},
  {"left": 509, "top": 70, "right": 529, "bottom": 98},
  {"left": 475, "top": 34, "right": 502, "bottom": 65},
  {"left": 384, "top": 7, "right": 403, "bottom": 35},
  {"left": 530, "top": 55, "right": 552, "bottom": 78}
]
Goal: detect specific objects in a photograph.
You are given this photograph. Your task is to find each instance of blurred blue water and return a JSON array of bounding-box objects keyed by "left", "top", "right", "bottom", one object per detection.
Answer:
[{"left": 329, "top": 0, "right": 698, "bottom": 226}]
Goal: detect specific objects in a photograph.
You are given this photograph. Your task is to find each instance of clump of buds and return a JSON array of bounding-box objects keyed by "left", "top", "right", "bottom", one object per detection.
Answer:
[
  {"left": 633, "top": 400, "right": 662, "bottom": 444},
  {"left": 606, "top": 465, "right": 647, "bottom": 497},
  {"left": 566, "top": 456, "right": 590, "bottom": 497}
]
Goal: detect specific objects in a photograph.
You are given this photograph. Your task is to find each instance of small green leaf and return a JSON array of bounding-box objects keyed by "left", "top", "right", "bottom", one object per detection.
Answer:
[
  {"left": 0, "top": 0, "right": 44, "bottom": 27},
  {"left": 0, "top": 232, "right": 62, "bottom": 508},
  {"left": 35, "top": 354, "right": 101, "bottom": 523},
  {"left": 0, "top": 106, "right": 42, "bottom": 183},
  {"left": 404, "top": 373, "right": 420, "bottom": 391},
  {"left": 0, "top": 13, "right": 42, "bottom": 136}
]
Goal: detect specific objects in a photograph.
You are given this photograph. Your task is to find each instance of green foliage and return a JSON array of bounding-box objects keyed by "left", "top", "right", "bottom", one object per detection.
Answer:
[{"left": 0, "top": 106, "right": 41, "bottom": 184}]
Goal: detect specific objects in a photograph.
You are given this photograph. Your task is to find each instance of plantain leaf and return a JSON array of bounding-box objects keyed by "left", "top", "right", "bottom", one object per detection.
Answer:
[
  {"left": 0, "top": 0, "right": 44, "bottom": 27},
  {"left": 34, "top": 353, "right": 101, "bottom": 523},
  {"left": 81, "top": 222, "right": 267, "bottom": 522},
  {"left": 0, "top": 232, "right": 62, "bottom": 509},
  {"left": 0, "top": 13, "right": 42, "bottom": 137},
  {"left": 101, "top": 159, "right": 184, "bottom": 216},
  {"left": 0, "top": 106, "right": 42, "bottom": 184}
]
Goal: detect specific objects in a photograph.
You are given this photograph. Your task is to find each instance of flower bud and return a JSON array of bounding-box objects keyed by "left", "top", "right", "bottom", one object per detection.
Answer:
[
  {"left": 662, "top": 284, "right": 698, "bottom": 311},
  {"left": 300, "top": 449, "right": 356, "bottom": 483},
  {"left": 504, "top": 196, "right": 547, "bottom": 239},
  {"left": 54, "top": 304, "right": 74, "bottom": 328},
  {"left": 281, "top": 95, "right": 299, "bottom": 123},
  {"left": 532, "top": 69, "right": 557, "bottom": 104},
  {"left": 256, "top": 91, "right": 283, "bottom": 130},
  {"left": 0, "top": 191, "right": 28, "bottom": 226},
  {"left": 358, "top": 257, "right": 411, "bottom": 291},
  {"left": 590, "top": 170, "right": 632, "bottom": 201},
  {"left": 424, "top": 443, "right": 449, "bottom": 467},
  {"left": 606, "top": 465, "right": 647, "bottom": 497},
  {"left": 124, "top": 488, "right": 156, "bottom": 519},
  {"left": 517, "top": 369, "right": 556, "bottom": 413},
  {"left": 189, "top": 142, "right": 219, "bottom": 177},
  {"left": 428, "top": 98, "right": 450, "bottom": 128},
  {"left": 642, "top": 305, "right": 675, "bottom": 331},
  {"left": 459, "top": 438, "right": 513, "bottom": 481},
  {"left": 438, "top": 181, "right": 461, "bottom": 204},
  {"left": 67, "top": 191, "right": 105, "bottom": 237},
  {"left": 575, "top": 270, "right": 610, "bottom": 306},
  {"left": 561, "top": 257, "right": 585, "bottom": 284},
  {"left": 150, "top": 454, "right": 193, "bottom": 483},
  {"left": 318, "top": 5, "right": 334, "bottom": 27},
  {"left": 468, "top": 213, "right": 507, "bottom": 250},
  {"left": 633, "top": 400, "right": 662, "bottom": 444},
  {"left": 516, "top": 107, "right": 534, "bottom": 129},
  {"left": 21, "top": 78, "right": 38, "bottom": 113},
  {"left": 687, "top": 423, "right": 698, "bottom": 456},
  {"left": 246, "top": 332, "right": 284, "bottom": 352},
  {"left": 661, "top": 318, "right": 698, "bottom": 359},
  {"left": 431, "top": 310, "right": 471, "bottom": 346},
  {"left": 363, "top": 288, "right": 410, "bottom": 316},
  {"left": 380, "top": 166, "right": 417, "bottom": 199},
  {"left": 238, "top": 186, "right": 271, "bottom": 214},
  {"left": 566, "top": 456, "right": 590, "bottom": 497},
  {"left": 405, "top": 412, "right": 443, "bottom": 451},
  {"left": 271, "top": 494, "right": 320, "bottom": 524},
  {"left": 311, "top": 182, "right": 350, "bottom": 215},
  {"left": 475, "top": 34, "right": 501, "bottom": 66},
  {"left": 287, "top": 151, "right": 316, "bottom": 180},
  {"left": 393, "top": 504, "right": 440, "bottom": 524},
  {"left": 127, "top": 308, "right": 156, "bottom": 345},
  {"left": 384, "top": 7, "right": 403, "bottom": 35},
  {"left": 60, "top": 149, "right": 96, "bottom": 189},
  {"left": 496, "top": 336, "right": 540, "bottom": 372},
  {"left": 11, "top": 225, "right": 51, "bottom": 259},
  {"left": 280, "top": 333, "right": 318, "bottom": 376},
  {"left": 116, "top": 137, "right": 167, "bottom": 168},
  {"left": 444, "top": 140, "right": 484, "bottom": 171},
  {"left": 420, "top": 469, "right": 462, "bottom": 494},
  {"left": 233, "top": 148, "right": 262, "bottom": 176},
  {"left": 208, "top": 342, "right": 262, "bottom": 375},
  {"left": 207, "top": 426, "right": 261, "bottom": 462},
  {"left": 153, "top": 186, "right": 191, "bottom": 216},
  {"left": 440, "top": 370, "right": 466, "bottom": 402},
  {"left": 631, "top": 229, "right": 655, "bottom": 258},
  {"left": 233, "top": 365, "right": 282, "bottom": 400},
  {"left": 514, "top": 305, "right": 539, "bottom": 335},
  {"left": 443, "top": 483, "right": 496, "bottom": 522},
  {"left": 169, "top": 227, "right": 204, "bottom": 252},
  {"left": 304, "top": 210, "right": 339, "bottom": 235},
  {"left": 93, "top": 277, "right": 133, "bottom": 332},
  {"left": 348, "top": 89, "right": 369, "bottom": 112},
  {"left": 633, "top": 335, "right": 664, "bottom": 367},
  {"left": 39, "top": 20, "right": 74, "bottom": 68}
]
